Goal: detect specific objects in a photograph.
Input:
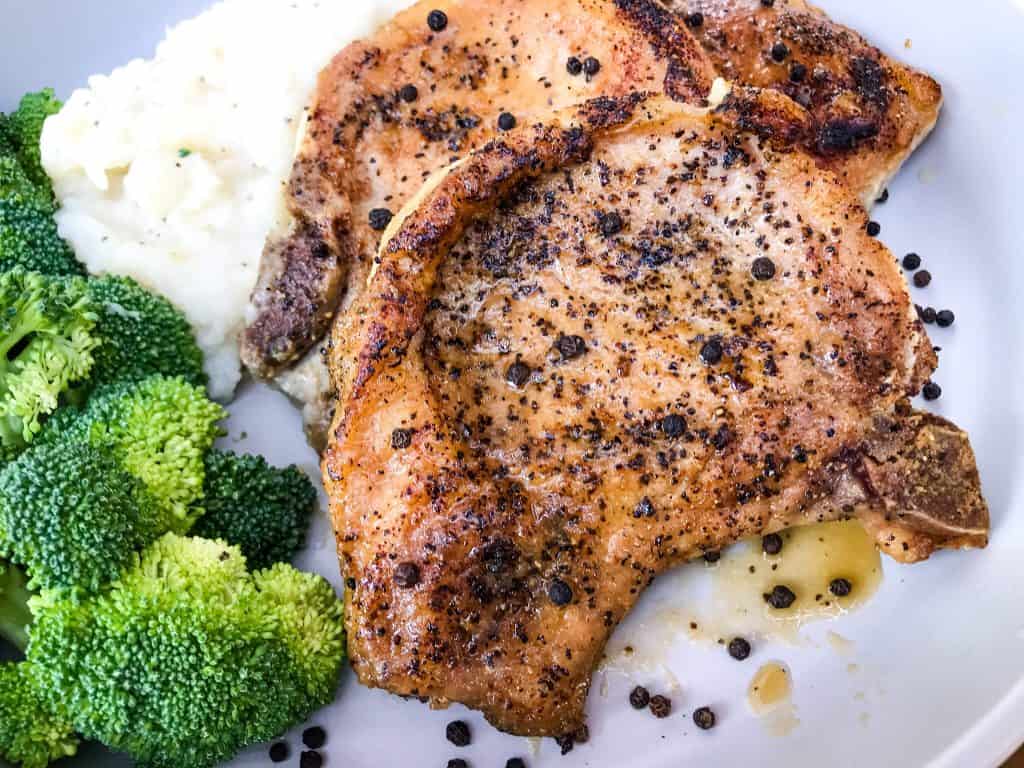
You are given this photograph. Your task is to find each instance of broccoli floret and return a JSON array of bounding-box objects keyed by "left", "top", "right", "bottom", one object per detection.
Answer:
[
  {"left": 28, "top": 534, "right": 345, "bottom": 768},
  {"left": 0, "top": 270, "right": 98, "bottom": 459},
  {"left": 0, "top": 197, "right": 82, "bottom": 276},
  {"left": 0, "top": 441, "right": 159, "bottom": 593},
  {"left": 2, "top": 90, "right": 61, "bottom": 196},
  {"left": 0, "top": 158, "right": 52, "bottom": 213},
  {"left": 0, "top": 662, "right": 78, "bottom": 768},
  {"left": 86, "top": 275, "right": 206, "bottom": 389},
  {"left": 192, "top": 450, "right": 317, "bottom": 569},
  {"left": 0, "top": 559, "right": 33, "bottom": 651},
  {"left": 39, "top": 376, "right": 224, "bottom": 534}
]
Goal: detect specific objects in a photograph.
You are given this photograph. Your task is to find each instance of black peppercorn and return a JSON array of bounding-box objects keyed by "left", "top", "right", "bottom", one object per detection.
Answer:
[
  {"left": 761, "top": 0, "right": 775, "bottom": 6},
  {"left": 685, "top": 11, "right": 704, "bottom": 28},
  {"left": 913, "top": 270, "right": 932, "bottom": 288},
  {"left": 936, "top": 309, "right": 955, "bottom": 328},
  {"left": 427, "top": 9, "right": 448, "bottom": 31},
  {"left": 771, "top": 42, "right": 789, "bottom": 62},
  {"left": 751, "top": 256, "right": 776, "bottom": 280},
  {"left": 634, "top": 497, "right": 655, "bottom": 518},
  {"left": 693, "top": 706, "right": 717, "bottom": 730},
  {"left": 764, "top": 585, "right": 797, "bottom": 609},
  {"left": 555, "top": 334, "right": 587, "bottom": 361},
  {"left": 299, "top": 751, "right": 323, "bottom": 768},
  {"left": 599, "top": 210, "right": 624, "bottom": 237},
  {"left": 303, "top": 726, "right": 327, "bottom": 750},
  {"left": 661, "top": 413, "right": 687, "bottom": 438},
  {"left": 703, "top": 550, "right": 721, "bottom": 564},
  {"left": 649, "top": 694, "right": 672, "bottom": 718},
  {"left": 446, "top": 720, "right": 471, "bottom": 747},
  {"left": 368, "top": 207, "right": 394, "bottom": 231},
  {"left": 917, "top": 305, "right": 937, "bottom": 324},
  {"left": 394, "top": 561, "right": 421, "bottom": 589},
  {"left": 762, "top": 532, "right": 783, "bottom": 555},
  {"left": 548, "top": 579, "right": 573, "bottom": 606},
  {"left": 497, "top": 112, "right": 517, "bottom": 131},
  {"left": 728, "top": 637, "right": 751, "bottom": 660},
  {"left": 506, "top": 361, "right": 531, "bottom": 387},
  {"left": 566, "top": 56, "right": 583, "bottom": 76},
  {"left": 391, "top": 428, "right": 413, "bottom": 449},
  {"left": 345, "top": 577, "right": 356, "bottom": 590},
  {"left": 789, "top": 62, "right": 807, "bottom": 82},
  {"left": 877, "top": 188, "right": 890, "bottom": 204},
  {"left": 583, "top": 56, "right": 601, "bottom": 78},
  {"left": 629, "top": 686, "right": 651, "bottom": 709},
  {"left": 269, "top": 742, "right": 289, "bottom": 763},
  {"left": 700, "top": 339, "right": 723, "bottom": 365},
  {"left": 902, "top": 252, "right": 921, "bottom": 270},
  {"left": 506, "top": 759, "right": 526, "bottom": 768},
  {"left": 866, "top": 220, "right": 881, "bottom": 237},
  {"left": 399, "top": 84, "right": 419, "bottom": 103},
  {"left": 922, "top": 381, "right": 942, "bottom": 401},
  {"left": 447, "top": 760, "right": 469, "bottom": 768},
  {"left": 829, "top": 577, "right": 852, "bottom": 597}
]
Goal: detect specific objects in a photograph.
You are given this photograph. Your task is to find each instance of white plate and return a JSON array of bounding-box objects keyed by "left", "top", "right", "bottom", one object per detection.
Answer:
[{"left": 3, "top": 1, "right": 1023, "bottom": 767}]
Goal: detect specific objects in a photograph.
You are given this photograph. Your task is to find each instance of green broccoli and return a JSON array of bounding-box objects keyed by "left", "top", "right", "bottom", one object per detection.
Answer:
[
  {"left": 86, "top": 275, "right": 206, "bottom": 389},
  {"left": 2, "top": 89, "right": 61, "bottom": 196},
  {"left": 0, "top": 197, "right": 82, "bottom": 276},
  {"left": 0, "top": 662, "right": 78, "bottom": 768},
  {"left": 39, "top": 375, "right": 224, "bottom": 533},
  {"left": 0, "top": 269, "right": 98, "bottom": 459},
  {"left": 0, "top": 559, "right": 32, "bottom": 652},
  {"left": 192, "top": 450, "right": 317, "bottom": 569},
  {"left": 0, "top": 157, "right": 52, "bottom": 213},
  {"left": 28, "top": 534, "right": 346, "bottom": 768},
  {"left": 0, "top": 441, "right": 159, "bottom": 593}
]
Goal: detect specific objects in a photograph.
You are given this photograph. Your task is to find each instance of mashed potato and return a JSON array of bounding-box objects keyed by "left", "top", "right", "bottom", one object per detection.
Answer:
[{"left": 41, "top": 0, "right": 408, "bottom": 399}]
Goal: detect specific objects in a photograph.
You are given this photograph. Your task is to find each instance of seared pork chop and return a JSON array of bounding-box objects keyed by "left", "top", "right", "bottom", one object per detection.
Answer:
[
  {"left": 668, "top": 0, "right": 942, "bottom": 206},
  {"left": 242, "top": 0, "right": 716, "bottom": 401},
  {"left": 322, "top": 91, "right": 987, "bottom": 736}
]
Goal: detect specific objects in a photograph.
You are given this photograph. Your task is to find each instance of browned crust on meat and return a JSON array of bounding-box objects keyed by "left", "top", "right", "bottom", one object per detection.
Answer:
[
  {"left": 670, "top": 0, "right": 943, "bottom": 205},
  {"left": 322, "top": 92, "right": 983, "bottom": 736},
  {"left": 241, "top": 0, "right": 715, "bottom": 378}
]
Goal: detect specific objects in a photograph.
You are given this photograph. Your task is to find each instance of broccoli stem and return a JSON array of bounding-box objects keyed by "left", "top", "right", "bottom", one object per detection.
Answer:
[{"left": 0, "top": 560, "right": 32, "bottom": 651}]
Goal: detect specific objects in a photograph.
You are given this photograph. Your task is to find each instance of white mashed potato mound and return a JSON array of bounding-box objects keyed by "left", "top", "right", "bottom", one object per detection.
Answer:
[{"left": 41, "top": 0, "right": 408, "bottom": 399}]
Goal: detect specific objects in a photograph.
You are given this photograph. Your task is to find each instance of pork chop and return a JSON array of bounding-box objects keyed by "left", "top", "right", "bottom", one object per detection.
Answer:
[
  {"left": 241, "top": 0, "right": 716, "bottom": 410},
  {"left": 322, "top": 90, "right": 987, "bottom": 737},
  {"left": 667, "top": 0, "right": 942, "bottom": 206}
]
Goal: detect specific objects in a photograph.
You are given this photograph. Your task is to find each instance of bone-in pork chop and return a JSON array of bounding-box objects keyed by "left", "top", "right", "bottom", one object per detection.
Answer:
[
  {"left": 667, "top": 0, "right": 942, "bottom": 206},
  {"left": 241, "top": 0, "right": 716, "bottom": 408},
  {"left": 322, "top": 91, "right": 987, "bottom": 737}
]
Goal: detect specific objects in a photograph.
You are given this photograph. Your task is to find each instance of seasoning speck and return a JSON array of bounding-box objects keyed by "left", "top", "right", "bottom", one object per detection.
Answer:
[
  {"left": 269, "top": 742, "right": 289, "bottom": 763},
  {"left": 902, "top": 252, "right": 921, "bottom": 270},
  {"left": 917, "top": 305, "right": 937, "bottom": 324},
  {"left": 876, "top": 188, "right": 890, "bottom": 204},
  {"left": 427, "top": 9, "right": 448, "bottom": 31},
  {"left": 583, "top": 56, "right": 601, "bottom": 78},
  {"left": 936, "top": 309, "right": 955, "bottom": 328},
  {"left": 728, "top": 637, "right": 751, "bottom": 661},
  {"left": 762, "top": 533, "right": 783, "bottom": 555},
  {"left": 649, "top": 694, "right": 672, "bottom": 718},
  {"left": 789, "top": 62, "right": 807, "bottom": 82},
  {"left": 497, "top": 112, "right": 517, "bottom": 131},
  {"left": 299, "top": 751, "right": 322, "bottom": 768},
  {"left": 700, "top": 339, "right": 723, "bottom": 365},
  {"left": 369, "top": 207, "right": 394, "bottom": 231},
  {"left": 633, "top": 497, "right": 655, "bottom": 518},
  {"left": 771, "top": 42, "right": 789, "bottom": 62},
  {"left": 177, "top": 148, "right": 192, "bottom": 158},
  {"left": 764, "top": 585, "right": 797, "bottom": 609},
  {"left": 693, "top": 706, "right": 717, "bottom": 730},
  {"left": 446, "top": 720, "right": 471, "bottom": 747},
  {"left": 866, "top": 220, "right": 881, "bottom": 237},
  {"left": 703, "top": 550, "right": 721, "bottom": 564},
  {"left": 506, "top": 361, "right": 531, "bottom": 387},
  {"left": 913, "top": 270, "right": 932, "bottom": 288},
  {"left": 751, "top": 256, "right": 776, "bottom": 281},
  {"left": 399, "top": 84, "right": 419, "bottom": 103},
  {"left": 555, "top": 334, "right": 587, "bottom": 361},
  {"left": 566, "top": 56, "right": 583, "bottom": 76},
  {"left": 548, "top": 579, "right": 573, "bottom": 606},
  {"left": 506, "top": 759, "right": 526, "bottom": 768},
  {"left": 599, "top": 210, "right": 624, "bottom": 237},
  {"left": 685, "top": 11, "right": 704, "bottom": 28},
  {"left": 302, "top": 726, "right": 326, "bottom": 750},
  {"left": 922, "top": 381, "right": 942, "bottom": 401},
  {"left": 661, "top": 413, "right": 687, "bottom": 438},
  {"left": 629, "top": 685, "right": 651, "bottom": 709},
  {"left": 391, "top": 428, "right": 413, "bottom": 449},
  {"left": 447, "top": 760, "right": 469, "bottom": 768},
  {"left": 394, "top": 561, "right": 421, "bottom": 589},
  {"left": 829, "top": 578, "right": 853, "bottom": 597}
]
